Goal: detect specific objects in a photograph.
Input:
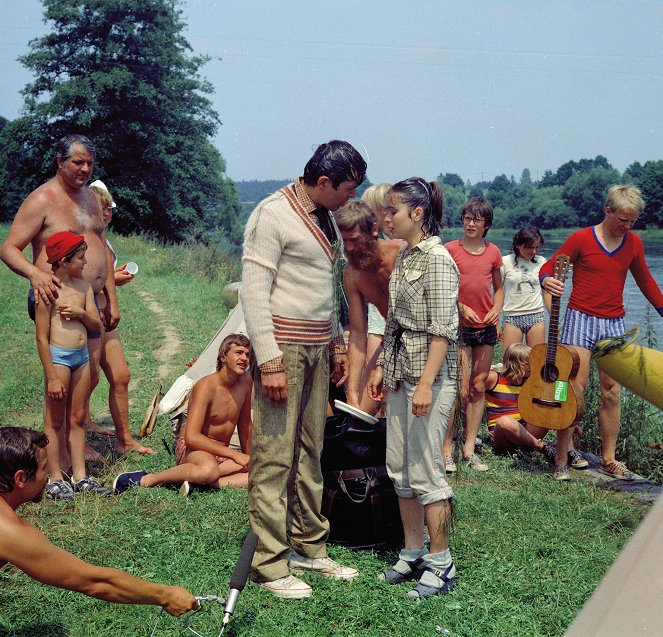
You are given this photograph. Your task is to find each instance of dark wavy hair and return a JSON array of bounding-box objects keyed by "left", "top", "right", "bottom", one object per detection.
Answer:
[
  {"left": 512, "top": 226, "right": 544, "bottom": 263},
  {"left": 389, "top": 178, "right": 445, "bottom": 238},
  {"left": 0, "top": 427, "right": 48, "bottom": 493},
  {"left": 302, "top": 140, "right": 367, "bottom": 189}
]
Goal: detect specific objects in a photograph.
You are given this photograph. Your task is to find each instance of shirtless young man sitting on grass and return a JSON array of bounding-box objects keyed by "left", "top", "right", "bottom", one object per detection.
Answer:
[
  {"left": 0, "top": 427, "right": 197, "bottom": 618},
  {"left": 113, "top": 334, "right": 252, "bottom": 494}
]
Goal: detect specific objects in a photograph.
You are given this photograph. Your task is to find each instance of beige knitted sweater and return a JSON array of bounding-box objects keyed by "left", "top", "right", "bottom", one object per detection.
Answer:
[{"left": 241, "top": 180, "right": 343, "bottom": 367}]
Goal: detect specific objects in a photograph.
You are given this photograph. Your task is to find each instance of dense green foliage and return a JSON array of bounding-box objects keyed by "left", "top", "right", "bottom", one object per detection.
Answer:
[
  {"left": 0, "top": 0, "right": 242, "bottom": 244},
  {"left": 437, "top": 156, "right": 663, "bottom": 230}
]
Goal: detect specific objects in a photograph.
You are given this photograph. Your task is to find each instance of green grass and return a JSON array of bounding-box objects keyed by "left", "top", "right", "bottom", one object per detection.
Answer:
[{"left": 0, "top": 224, "right": 653, "bottom": 637}]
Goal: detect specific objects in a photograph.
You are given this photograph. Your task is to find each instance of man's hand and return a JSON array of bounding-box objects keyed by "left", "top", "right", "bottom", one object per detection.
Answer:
[
  {"left": 103, "top": 299, "right": 121, "bottom": 330},
  {"left": 233, "top": 451, "right": 250, "bottom": 472},
  {"left": 30, "top": 270, "right": 61, "bottom": 306},
  {"left": 542, "top": 276, "right": 564, "bottom": 297},
  {"left": 367, "top": 366, "right": 384, "bottom": 401},
  {"left": 114, "top": 264, "right": 135, "bottom": 287},
  {"left": 412, "top": 382, "right": 432, "bottom": 417},
  {"left": 261, "top": 371, "right": 287, "bottom": 401},
  {"left": 47, "top": 377, "right": 66, "bottom": 400},
  {"left": 331, "top": 353, "right": 348, "bottom": 387},
  {"left": 162, "top": 586, "right": 199, "bottom": 617}
]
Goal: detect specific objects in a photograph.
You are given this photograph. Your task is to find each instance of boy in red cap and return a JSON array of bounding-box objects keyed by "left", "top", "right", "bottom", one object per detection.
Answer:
[{"left": 36, "top": 231, "right": 110, "bottom": 499}]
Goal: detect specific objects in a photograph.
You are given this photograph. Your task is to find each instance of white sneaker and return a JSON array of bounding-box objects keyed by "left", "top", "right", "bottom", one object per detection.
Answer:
[
  {"left": 464, "top": 453, "right": 489, "bottom": 472},
  {"left": 444, "top": 455, "right": 457, "bottom": 473},
  {"left": 289, "top": 552, "right": 359, "bottom": 579},
  {"left": 257, "top": 574, "right": 312, "bottom": 599}
]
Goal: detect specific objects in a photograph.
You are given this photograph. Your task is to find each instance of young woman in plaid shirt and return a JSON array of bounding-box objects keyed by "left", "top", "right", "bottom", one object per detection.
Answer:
[{"left": 368, "top": 177, "right": 460, "bottom": 599}]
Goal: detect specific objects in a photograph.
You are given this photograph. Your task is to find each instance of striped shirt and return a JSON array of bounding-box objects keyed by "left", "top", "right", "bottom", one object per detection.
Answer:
[{"left": 485, "top": 373, "right": 522, "bottom": 428}]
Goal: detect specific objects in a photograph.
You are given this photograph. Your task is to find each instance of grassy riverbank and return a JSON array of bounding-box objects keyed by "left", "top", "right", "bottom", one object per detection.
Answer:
[{"left": 0, "top": 225, "right": 654, "bottom": 637}]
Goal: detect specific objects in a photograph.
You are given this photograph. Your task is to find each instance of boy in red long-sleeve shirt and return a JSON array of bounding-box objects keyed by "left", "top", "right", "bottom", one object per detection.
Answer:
[{"left": 540, "top": 185, "right": 663, "bottom": 480}]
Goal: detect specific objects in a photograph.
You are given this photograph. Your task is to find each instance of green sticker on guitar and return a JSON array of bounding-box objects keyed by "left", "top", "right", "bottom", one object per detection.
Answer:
[{"left": 554, "top": 380, "right": 568, "bottom": 402}]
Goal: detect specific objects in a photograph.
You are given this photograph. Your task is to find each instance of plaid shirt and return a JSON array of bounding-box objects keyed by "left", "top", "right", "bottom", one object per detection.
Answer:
[{"left": 383, "top": 236, "right": 460, "bottom": 389}]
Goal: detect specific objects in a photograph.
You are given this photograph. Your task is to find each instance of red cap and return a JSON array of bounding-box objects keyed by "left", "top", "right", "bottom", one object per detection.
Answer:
[{"left": 45, "top": 231, "right": 85, "bottom": 264}]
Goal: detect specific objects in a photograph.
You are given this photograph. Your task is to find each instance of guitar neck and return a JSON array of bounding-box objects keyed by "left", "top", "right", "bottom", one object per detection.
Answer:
[{"left": 546, "top": 296, "right": 561, "bottom": 368}]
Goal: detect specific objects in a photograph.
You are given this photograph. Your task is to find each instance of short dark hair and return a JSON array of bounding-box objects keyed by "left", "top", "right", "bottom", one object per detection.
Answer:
[
  {"left": 334, "top": 201, "right": 377, "bottom": 235},
  {"left": 217, "top": 333, "right": 251, "bottom": 371},
  {"left": 0, "top": 427, "right": 48, "bottom": 493},
  {"left": 462, "top": 197, "right": 493, "bottom": 237},
  {"left": 302, "top": 140, "right": 367, "bottom": 189},
  {"left": 54, "top": 134, "right": 96, "bottom": 166}
]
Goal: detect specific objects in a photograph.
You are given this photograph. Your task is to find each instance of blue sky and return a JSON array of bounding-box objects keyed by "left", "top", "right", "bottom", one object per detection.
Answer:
[{"left": 1, "top": 1, "right": 662, "bottom": 185}]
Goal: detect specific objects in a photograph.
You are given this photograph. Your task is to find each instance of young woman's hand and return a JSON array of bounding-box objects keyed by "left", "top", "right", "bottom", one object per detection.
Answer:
[
  {"left": 412, "top": 382, "right": 432, "bottom": 417},
  {"left": 367, "top": 366, "right": 384, "bottom": 401}
]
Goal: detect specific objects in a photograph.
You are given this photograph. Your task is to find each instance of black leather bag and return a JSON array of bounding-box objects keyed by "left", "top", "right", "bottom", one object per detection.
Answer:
[{"left": 321, "top": 414, "right": 403, "bottom": 550}]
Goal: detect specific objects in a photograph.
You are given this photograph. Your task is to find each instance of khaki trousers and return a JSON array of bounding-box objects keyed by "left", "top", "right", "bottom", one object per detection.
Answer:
[{"left": 249, "top": 343, "right": 330, "bottom": 582}]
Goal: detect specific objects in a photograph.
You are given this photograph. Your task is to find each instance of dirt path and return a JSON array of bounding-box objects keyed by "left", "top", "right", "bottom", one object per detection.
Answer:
[{"left": 136, "top": 290, "right": 183, "bottom": 381}]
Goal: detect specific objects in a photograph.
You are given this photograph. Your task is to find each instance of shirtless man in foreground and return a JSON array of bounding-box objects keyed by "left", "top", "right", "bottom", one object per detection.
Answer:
[
  {"left": 0, "top": 134, "right": 151, "bottom": 456},
  {"left": 335, "top": 200, "right": 404, "bottom": 414},
  {"left": 0, "top": 426, "right": 197, "bottom": 618},
  {"left": 113, "top": 334, "right": 253, "bottom": 493}
]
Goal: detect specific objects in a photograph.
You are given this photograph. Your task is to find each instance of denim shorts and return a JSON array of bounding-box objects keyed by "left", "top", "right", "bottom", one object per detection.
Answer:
[{"left": 461, "top": 325, "right": 498, "bottom": 347}]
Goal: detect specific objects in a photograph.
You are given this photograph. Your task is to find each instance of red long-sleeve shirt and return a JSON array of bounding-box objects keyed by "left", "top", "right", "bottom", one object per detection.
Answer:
[{"left": 539, "top": 227, "right": 663, "bottom": 319}]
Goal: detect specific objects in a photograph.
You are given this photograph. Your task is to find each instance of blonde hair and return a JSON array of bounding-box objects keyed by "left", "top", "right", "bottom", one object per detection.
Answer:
[
  {"left": 89, "top": 184, "right": 115, "bottom": 209},
  {"left": 361, "top": 183, "right": 391, "bottom": 212},
  {"left": 502, "top": 343, "right": 531, "bottom": 385},
  {"left": 605, "top": 184, "right": 644, "bottom": 215}
]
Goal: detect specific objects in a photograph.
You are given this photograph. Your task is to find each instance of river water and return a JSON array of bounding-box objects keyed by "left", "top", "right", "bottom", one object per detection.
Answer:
[{"left": 489, "top": 236, "right": 663, "bottom": 336}]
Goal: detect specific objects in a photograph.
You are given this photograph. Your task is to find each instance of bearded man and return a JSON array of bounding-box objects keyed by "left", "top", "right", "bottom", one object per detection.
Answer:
[{"left": 335, "top": 200, "right": 404, "bottom": 413}]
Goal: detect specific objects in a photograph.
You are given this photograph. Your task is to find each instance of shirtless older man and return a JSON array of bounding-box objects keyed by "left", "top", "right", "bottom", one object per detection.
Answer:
[
  {"left": 0, "top": 426, "right": 197, "bottom": 619},
  {"left": 335, "top": 200, "right": 404, "bottom": 414},
  {"left": 0, "top": 134, "right": 150, "bottom": 455},
  {"left": 113, "top": 334, "right": 253, "bottom": 494}
]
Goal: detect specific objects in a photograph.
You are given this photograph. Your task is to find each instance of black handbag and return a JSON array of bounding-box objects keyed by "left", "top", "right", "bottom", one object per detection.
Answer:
[{"left": 321, "top": 414, "right": 403, "bottom": 550}]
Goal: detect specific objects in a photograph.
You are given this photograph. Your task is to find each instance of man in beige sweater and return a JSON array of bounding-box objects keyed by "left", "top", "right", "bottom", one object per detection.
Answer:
[{"left": 241, "top": 140, "right": 366, "bottom": 598}]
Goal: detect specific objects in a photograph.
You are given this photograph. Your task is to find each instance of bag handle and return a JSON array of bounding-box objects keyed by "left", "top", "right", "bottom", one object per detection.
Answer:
[{"left": 334, "top": 467, "right": 379, "bottom": 504}]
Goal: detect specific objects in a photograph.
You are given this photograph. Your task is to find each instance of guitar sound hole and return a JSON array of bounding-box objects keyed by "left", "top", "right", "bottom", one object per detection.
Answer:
[{"left": 543, "top": 364, "right": 559, "bottom": 384}]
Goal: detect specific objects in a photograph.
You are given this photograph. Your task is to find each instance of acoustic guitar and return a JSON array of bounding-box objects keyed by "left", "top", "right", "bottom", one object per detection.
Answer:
[{"left": 518, "top": 255, "right": 584, "bottom": 430}]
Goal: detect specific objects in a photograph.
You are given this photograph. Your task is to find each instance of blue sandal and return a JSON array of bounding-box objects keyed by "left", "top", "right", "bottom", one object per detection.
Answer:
[
  {"left": 379, "top": 556, "right": 425, "bottom": 584},
  {"left": 407, "top": 564, "right": 455, "bottom": 599}
]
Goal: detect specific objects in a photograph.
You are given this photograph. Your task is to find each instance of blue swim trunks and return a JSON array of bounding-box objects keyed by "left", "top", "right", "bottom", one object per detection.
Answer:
[{"left": 49, "top": 344, "right": 89, "bottom": 371}]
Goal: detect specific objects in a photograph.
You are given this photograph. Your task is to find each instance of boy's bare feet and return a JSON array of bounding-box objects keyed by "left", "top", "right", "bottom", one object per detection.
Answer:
[{"left": 117, "top": 438, "right": 155, "bottom": 455}]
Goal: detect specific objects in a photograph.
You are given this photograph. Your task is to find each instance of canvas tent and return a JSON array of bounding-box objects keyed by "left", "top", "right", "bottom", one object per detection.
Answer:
[{"left": 158, "top": 285, "right": 247, "bottom": 419}]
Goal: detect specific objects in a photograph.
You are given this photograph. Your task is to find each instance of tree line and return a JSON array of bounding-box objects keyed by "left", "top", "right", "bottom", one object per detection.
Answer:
[{"left": 437, "top": 156, "right": 663, "bottom": 229}]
